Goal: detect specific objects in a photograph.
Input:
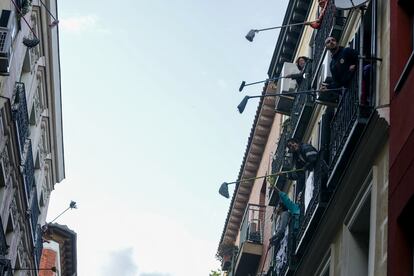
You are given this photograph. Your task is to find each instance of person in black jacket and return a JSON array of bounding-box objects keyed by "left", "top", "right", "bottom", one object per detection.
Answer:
[
  {"left": 287, "top": 138, "right": 318, "bottom": 171},
  {"left": 286, "top": 138, "right": 319, "bottom": 198},
  {"left": 323, "top": 36, "right": 359, "bottom": 89}
]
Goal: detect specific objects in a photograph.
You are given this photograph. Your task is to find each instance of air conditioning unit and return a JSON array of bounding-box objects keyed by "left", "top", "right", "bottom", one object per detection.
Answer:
[
  {"left": 274, "top": 62, "right": 300, "bottom": 115},
  {"left": 0, "top": 10, "right": 15, "bottom": 75}
]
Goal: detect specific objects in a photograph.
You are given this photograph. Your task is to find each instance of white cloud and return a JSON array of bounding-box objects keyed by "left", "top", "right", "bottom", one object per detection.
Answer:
[
  {"left": 72, "top": 204, "right": 220, "bottom": 276},
  {"left": 102, "top": 248, "right": 138, "bottom": 276},
  {"left": 59, "top": 15, "right": 110, "bottom": 34}
]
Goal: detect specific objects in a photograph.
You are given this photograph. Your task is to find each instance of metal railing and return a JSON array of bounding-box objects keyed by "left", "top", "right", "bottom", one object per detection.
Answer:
[
  {"left": 270, "top": 64, "right": 313, "bottom": 194},
  {"left": 271, "top": 127, "right": 292, "bottom": 176},
  {"left": 290, "top": 65, "right": 314, "bottom": 132},
  {"left": 239, "top": 204, "right": 266, "bottom": 246},
  {"left": 328, "top": 77, "right": 359, "bottom": 166},
  {"left": 12, "top": 83, "right": 30, "bottom": 153},
  {"left": 0, "top": 258, "right": 12, "bottom": 276},
  {"left": 311, "top": 0, "right": 336, "bottom": 75},
  {"left": 0, "top": 217, "right": 7, "bottom": 256},
  {"left": 273, "top": 222, "right": 297, "bottom": 276},
  {"left": 30, "top": 188, "right": 40, "bottom": 235},
  {"left": 33, "top": 224, "right": 43, "bottom": 268},
  {"left": 23, "top": 141, "right": 35, "bottom": 202},
  {"left": 295, "top": 157, "right": 327, "bottom": 246}
]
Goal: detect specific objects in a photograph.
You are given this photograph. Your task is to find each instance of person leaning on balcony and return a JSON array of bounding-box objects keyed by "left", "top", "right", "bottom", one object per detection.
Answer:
[
  {"left": 286, "top": 138, "right": 318, "bottom": 173},
  {"left": 323, "top": 36, "right": 359, "bottom": 89},
  {"left": 304, "top": 0, "right": 329, "bottom": 29},
  {"left": 285, "top": 138, "right": 319, "bottom": 196},
  {"left": 285, "top": 56, "right": 310, "bottom": 85},
  {"left": 269, "top": 191, "right": 301, "bottom": 250}
]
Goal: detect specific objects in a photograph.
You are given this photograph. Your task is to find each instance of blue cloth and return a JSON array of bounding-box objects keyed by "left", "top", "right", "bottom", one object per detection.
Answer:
[
  {"left": 279, "top": 191, "right": 300, "bottom": 231},
  {"left": 279, "top": 192, "right": 300, "bottom": 215}
]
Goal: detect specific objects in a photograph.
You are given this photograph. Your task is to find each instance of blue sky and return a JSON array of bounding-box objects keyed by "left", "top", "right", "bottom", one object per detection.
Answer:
[{"left": 46, "top": 1, "right": 288, "bottom": 275}]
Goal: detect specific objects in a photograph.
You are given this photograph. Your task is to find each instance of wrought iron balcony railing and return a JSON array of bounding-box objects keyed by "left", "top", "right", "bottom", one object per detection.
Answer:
[
  {"left": 30, "top": 188, "right": 40, "bottom": 236},
  {"left": 311, "top": 0, "right": 336, "bottom": 76},
  {"left": 23, "top": 141, "right": 35, "bottom": 202},
  {"left": 295, "top": 156, "right": 330, "bottom": 251},
  {"left": 12, "top": 83, "right": 29, "bottom": 153},
  {"left": 33, "top": 224, "right": 43, "bottom": 269},
  {"left": 272, "top": 223, "right": 297, "bottom": 276},
  {"left": 239, "top": 204, "right": 266, "bottom": 246},
  {"left": 0, "top": 258, "right": 12, "bottom": 276},
  {"left": 328, "top": 76, "right": 362, "bottom": 168},
  {"left": 0, "top": 217, "right": 7, "bottom": 256}
]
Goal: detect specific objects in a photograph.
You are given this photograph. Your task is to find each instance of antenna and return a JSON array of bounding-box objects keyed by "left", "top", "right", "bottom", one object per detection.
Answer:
[{"left": 334, "top": 0, "right": 369, "bottom": 10}]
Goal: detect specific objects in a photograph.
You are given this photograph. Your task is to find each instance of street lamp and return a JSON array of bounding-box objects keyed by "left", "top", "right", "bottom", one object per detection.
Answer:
[
  {"left": 48, "top": 201, "right": 77, "bottom": 224},
  {"left": 239, "top": 76, "right": 286, "bottom": 92},
  {"left": 219, "top": 168, "right": 304, "bottom": 198},
  {"left": 237, "top": 88, "right": 343, "bottom": 113},
  {"left": 245, "top": 21, "right": 316, "bottom": 42}
]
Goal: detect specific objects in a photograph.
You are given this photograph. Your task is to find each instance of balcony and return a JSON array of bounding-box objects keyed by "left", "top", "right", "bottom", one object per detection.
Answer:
[
  {"left": 0, "top": 258, "right": 12, "bottom": 276},
  {"left": 290, "top": 64, "right": 314, "bottom": 140},
  {"left": 30, "top": 188, "right": 40, "bottom": 236},
  {"left": 272, "top": 224, "right": 296, "bottom": 276},
  {"left": 23, "top": 141, "right": 35, "bottom": 202},
  {"left": 268, "top": 65, "right": 313, "bottom": 207},
  {"left": 327, "top": 76, "right": 370, "bottom": 183},
  {"left": 232, "top": 204, "right": 266, "bottom": 276},
  {"left": 0, "top": 217, "right": 7, "bottom": 256},
  {"left": 33, "top": 224, "right": 43, "bottom": 269},
  {"left": 268, "top": 128, "right": 292, "bottom": 206},
  {"left": 295, "top": 156, "right": 331, "bottom": 255},
  {"left": 11, "top": 83, "right": 30, "bottom": 154}
]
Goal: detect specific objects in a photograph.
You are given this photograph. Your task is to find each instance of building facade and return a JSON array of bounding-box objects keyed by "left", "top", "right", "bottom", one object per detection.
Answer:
[
  {"left": 217, "top": 0, "right": 390, "bottom": 275},
  {"left": 0, "top": 0, "right": 64, "bottom": 274},
  {"left": 389, "top": 1, "right": 414, "bottom": 276},
  {"left": 39, "top": 224, "right": 76, "bottom": 276}
]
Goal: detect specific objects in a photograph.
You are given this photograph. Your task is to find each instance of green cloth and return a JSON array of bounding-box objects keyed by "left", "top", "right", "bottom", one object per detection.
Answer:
[{"left": 279, "top": 191, "right": 300, "bottom": 215}]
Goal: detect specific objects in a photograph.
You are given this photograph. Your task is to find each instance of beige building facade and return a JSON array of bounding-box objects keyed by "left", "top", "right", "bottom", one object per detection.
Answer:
[{"left": 217, "top": 0, "right": 389, "bottom": 275}]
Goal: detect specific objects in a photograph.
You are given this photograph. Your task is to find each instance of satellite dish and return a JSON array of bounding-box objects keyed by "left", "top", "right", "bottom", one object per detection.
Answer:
[{"left": 334, "top": 0, "right": 369, "bottom": 10}]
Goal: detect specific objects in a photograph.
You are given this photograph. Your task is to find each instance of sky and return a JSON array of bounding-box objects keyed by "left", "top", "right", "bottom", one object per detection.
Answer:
[{"left": 45, "top": 1, "right": 288, "bottom": 275}]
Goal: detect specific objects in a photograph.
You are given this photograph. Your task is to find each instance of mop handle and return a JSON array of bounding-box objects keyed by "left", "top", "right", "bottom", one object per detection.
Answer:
[
  {"left": 255, "top": 20, "right": 319, "bottom": 32},
  {"left": 226, "top": 168, "right": 305, "bottom": 188}
]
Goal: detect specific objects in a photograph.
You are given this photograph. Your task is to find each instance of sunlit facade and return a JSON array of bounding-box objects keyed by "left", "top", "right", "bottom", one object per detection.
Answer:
[{"left": 0, "top": 0, "right": 64, "bottom": 274}]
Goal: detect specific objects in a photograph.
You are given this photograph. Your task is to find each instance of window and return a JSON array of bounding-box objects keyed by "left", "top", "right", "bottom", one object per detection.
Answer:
[{"left": 344, "top": 179, "right": 373, "bottom": 276}]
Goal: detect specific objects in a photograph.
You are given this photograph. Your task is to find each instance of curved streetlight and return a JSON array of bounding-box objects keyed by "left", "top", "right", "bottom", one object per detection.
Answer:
[
  {"left": 237, "top": 88, "right": 344, "bottom": 113},
  {"left": 246, "top": 21, "right": 317, "bottom": 42},
  {"left": 239, "top": 76, "right": 287, "bottom": 92},
  {"left": 48, "top": 201, "right": 77, "bottom": 224}
]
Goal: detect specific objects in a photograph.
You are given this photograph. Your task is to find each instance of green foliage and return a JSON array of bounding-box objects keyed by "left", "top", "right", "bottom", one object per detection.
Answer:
[{"left": 209, "top": 269, "right": 221, "bottom": 276}]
